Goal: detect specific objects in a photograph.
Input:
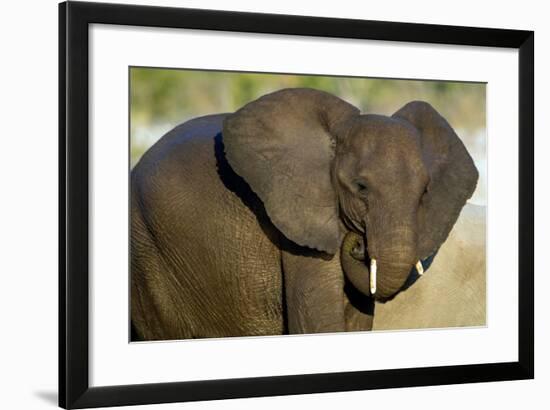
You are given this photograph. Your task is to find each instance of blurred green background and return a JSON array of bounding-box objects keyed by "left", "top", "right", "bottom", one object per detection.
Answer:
[{"left": 130, "top": 67, "right": 486, "bottom": 205}]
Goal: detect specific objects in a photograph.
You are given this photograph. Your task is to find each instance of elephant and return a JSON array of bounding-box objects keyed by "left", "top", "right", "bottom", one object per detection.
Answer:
[{"left": 130, "top": 88, "right": 481, "bottom": 341}]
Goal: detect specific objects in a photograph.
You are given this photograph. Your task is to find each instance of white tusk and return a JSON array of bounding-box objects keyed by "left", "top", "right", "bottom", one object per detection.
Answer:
[
  {"left": 416, "top": 261, "right": 424, "bottom": 276},
  {"left": 370, "top": 258, "right": 377, "bottom": 295}
]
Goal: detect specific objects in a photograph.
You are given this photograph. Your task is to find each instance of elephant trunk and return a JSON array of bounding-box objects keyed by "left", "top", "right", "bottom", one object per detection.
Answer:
[
  {"left": 341, "top": 232, "right": 372, "bottom": 296},
  {"left": 373, "top": 227, "right": 417, "bottom": 299},
  {"left": 374, "top": 259, "right": 414, "bottom": 299},
  {"left": 340, "top": 231, "right": 417, "bottom": 300}
]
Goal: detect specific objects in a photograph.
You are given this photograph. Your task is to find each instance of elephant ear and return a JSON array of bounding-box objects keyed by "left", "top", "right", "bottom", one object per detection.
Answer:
[
  {"left": 393, "top": 101, "right": 479, "bottom": 259},
  {"left": 223, "top": 88, "right": 359, "bottom": 254}
]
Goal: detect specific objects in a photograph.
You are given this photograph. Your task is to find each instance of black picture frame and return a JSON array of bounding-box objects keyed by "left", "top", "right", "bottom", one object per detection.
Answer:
[{"left": 59, "top": 1, "right": 534, "bottom": 408}]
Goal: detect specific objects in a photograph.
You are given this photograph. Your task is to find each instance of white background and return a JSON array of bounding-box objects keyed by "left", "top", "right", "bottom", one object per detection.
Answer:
[
  {"left": 90, "top": 25, "right": 517, "bottom": 386},
  {"left": 0, "top": 0, "right": 545, "bottom": 409}
]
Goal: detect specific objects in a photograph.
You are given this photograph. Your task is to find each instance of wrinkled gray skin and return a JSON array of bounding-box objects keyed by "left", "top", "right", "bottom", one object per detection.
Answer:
[{"left": 131, "top": 88, "right": 479, "bottom": 340}]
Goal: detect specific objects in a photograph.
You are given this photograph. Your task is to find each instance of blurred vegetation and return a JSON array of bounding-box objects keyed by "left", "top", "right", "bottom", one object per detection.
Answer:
[
  {"left": 131, "top": 67, "right": 486, "bottom": 123},
  {"left": 130, "top": 67, "right": 486, "bottom": 178}
]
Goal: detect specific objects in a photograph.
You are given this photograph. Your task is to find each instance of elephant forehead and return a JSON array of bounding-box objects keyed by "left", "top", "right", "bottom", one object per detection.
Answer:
[
  {"left": 348, "top": 115, "right": 422, "bottom": 154},
  {"left": 343, "top": 116, "right": 427, "bottom": 180},
  {"left": 338, "top": 121, "right": 429, "bottom": 191}
]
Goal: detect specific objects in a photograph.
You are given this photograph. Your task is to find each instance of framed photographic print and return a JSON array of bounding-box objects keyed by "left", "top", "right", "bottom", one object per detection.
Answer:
[{"left": 59, "top": 1, "right": 534, "bottom": 408}]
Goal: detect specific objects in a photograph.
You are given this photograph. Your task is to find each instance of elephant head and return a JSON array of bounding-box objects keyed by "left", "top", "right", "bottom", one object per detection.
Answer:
[{"left": 223, "top": 88, "right": 478, "bottom": 300}]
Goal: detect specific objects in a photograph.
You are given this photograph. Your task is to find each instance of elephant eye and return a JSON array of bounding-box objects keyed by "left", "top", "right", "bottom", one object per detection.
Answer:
[
  {"left": 420, "top": 183, "right": 429, "bottom": 203},
  {"left": 423, "top": 183, "right": 430, "bottom": 195},
  {"left": 355, "top": 180, "right": 368, "bottom": 194}
]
